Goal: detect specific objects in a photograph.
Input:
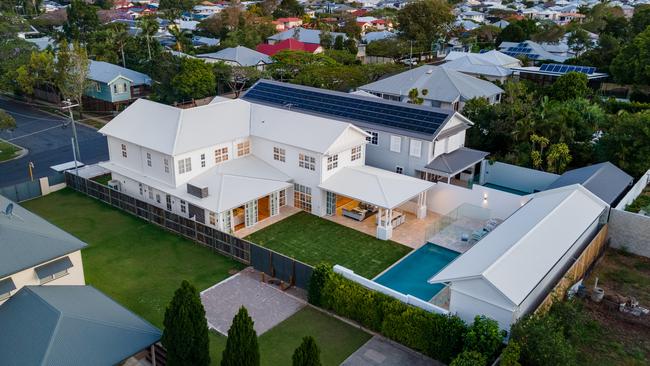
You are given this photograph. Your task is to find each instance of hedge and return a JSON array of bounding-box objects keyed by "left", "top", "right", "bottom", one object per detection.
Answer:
[{"left": 309, "top": 265, "right": 467, "bottom": 364}]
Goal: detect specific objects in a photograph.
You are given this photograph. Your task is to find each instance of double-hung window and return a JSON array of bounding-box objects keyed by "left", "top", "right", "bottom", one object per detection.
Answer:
[
  {"left": 327, "top": 154, "right": 338, "bottom": 170},
  {"left": 178, "top": 158, "right": 192, "bottom": 174},
  {"left": 121, "top": 144, "right": 127, "bottom": 158},
  {"left": 273, "top": 147, "right": 285, "bottom": 162},
  {"left": 200, "top": 153, "right": 206, "bottom": 168},
  {"left": 299, "top": 153, "right": 316, "bottom": 171},
  {"left": 164, "top": 158, "right": 170, "bottom": 173},
  {"left": 146, "top": 152, "right": 152, "bottom": 167},
  {"left": 215, "top": 147, "right": 229, "bottom": 163},
  {"left": 237, "top": 140, "right": 250, "bottom": 157}
]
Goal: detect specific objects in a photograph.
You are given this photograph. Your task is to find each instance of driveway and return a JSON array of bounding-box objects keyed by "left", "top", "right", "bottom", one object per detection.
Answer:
[{"left": 0, "top": 96, "right": 108, "bottom": 187}]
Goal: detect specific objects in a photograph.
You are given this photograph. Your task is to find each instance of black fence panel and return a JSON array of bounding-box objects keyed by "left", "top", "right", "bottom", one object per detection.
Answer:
[
  {"left": 64, "top": 172, "right": 313, "bottom": 289},
  {"left": 0, "top": 179, "right": 42, "bottom": 202}
]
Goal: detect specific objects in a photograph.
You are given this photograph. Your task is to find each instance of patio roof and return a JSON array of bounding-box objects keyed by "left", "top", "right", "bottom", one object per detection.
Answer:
[
  {"left": 319, "top": 166, "right": 434, "bottom": 209},
  {"left": 425, "top": 147, "right": 488, "bottom": 176},
  {"left": 99, "top": 155, "right": 292, "bottom": 214}
]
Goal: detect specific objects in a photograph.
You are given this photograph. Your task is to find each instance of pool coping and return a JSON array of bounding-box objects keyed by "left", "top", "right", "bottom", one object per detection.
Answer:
[{"left": 371, "top": 243, "right": 462, "bottom": 302}]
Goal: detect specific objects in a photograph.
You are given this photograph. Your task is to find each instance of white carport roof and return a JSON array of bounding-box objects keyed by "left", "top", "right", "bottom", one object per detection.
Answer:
[
  {"left": 318, "top": 166, "right": 434, "bottom": 209},
  {"left": 428, "top": 184, "right": 607, "bottom": 306},
  {"left": 100, "top": 156, "right": 291, "bottom": 214}
]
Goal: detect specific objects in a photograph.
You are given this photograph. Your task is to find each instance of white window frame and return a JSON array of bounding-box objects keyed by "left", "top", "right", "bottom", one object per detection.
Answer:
[
  {"left": 121, "top": 143, "right": 127, "bottom": 158},
  {"left": 180, "top": 200, "right": 187, "bottom": 213},
  {"left": 293, "top": 183, "right": 312, "bottom": 211},
  {"left": 273, "top": 147, "right": 286, "bottom": 162},
  {"left": 40, "top": 269, "right": 69, "bottom": 284},
  {"left": 409, "top": 139, "right": 422, "bottom": 157},
  {"left": 365, "top": 131, "right": 378, "bottom": 145},
  {"left": 178, "top": 157, "right": 192, "bottom": 174},
  {"left": 390, "top": 135, "right": 401, "bottom": 153},
  {"left": 237, "top": 140, "right": 250, "bottom": 157},
  {"left": 327, "top": 154, "right": 338, "bottom": 171},
  {"left": 396, "top": 166, "right": 403, "bottom": 174},
  {"left": 164, "top": 158, "right": 169, "bottom": 173},
  {"left": 200, "top": 153, "right": 206, "bottom": 168},
  {"left": 215, "top": 147, "right": 229, "bottom": 163},
  {"left": 351, "top": 145, "right": 362, "bottom": 161},
  {"left": 146, "top": 152, "right": 152, "bottom": 167},
  {"left": 299, "top": 153, "right": 316, "bottom": 171},
  {"left": 209, "top": 212, "right": 216, "bottom": 225}
]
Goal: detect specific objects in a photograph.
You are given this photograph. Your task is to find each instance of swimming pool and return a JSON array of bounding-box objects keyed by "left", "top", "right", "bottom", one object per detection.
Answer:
[{"left": 374, "top": 243, "right": 460, "bottom": 301}]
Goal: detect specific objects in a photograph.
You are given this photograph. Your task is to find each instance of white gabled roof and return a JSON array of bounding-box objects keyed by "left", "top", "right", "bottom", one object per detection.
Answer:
[
  {"left": 249, "top": 104, "right": 368, "bottom": 155},
  {"left": 429, "top": 185, "right": 607, "bottom": 306},
  {"left": 319, "top": 166, "right": 434, "bottom": 209},
  {"left": 98, "top": 98, "right": 250, "bottom": 156}
]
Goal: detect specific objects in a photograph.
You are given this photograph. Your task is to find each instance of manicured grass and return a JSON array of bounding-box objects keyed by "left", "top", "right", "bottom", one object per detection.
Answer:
[
  {"left": 209, "top": 307, "right": 371, "bottom": 366},
  {"left": 24, "top": 190, "right": 371, "bottom": 365},
  {"left": 246, "top": 211, "right": 411, "bottom": 278},
  {"left": 0, "top": 140, "right": 20, "bottom": 162},
  {"left": 22, "top": 189, "right": 244, "bottom": 328}
]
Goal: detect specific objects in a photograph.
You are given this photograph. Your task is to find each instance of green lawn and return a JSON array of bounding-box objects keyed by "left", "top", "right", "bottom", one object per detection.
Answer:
[
  {"left": 22, "top": 189, "right": 244, "bottom": 328},
  {"left": 0, "top": 140, "right": 20, "bottom": 162},
  {"left": 24, "top": 190, "right": 371, "bottom": 365},
  {"left": 246, "top": 211, "right": 411, "bottom": 278},
  {"left": 210, "top": 307, "right": 371, "bottom": 366}
]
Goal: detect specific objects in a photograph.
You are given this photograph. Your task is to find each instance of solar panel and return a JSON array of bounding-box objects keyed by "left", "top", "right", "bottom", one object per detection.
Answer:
[
  {"left": 243, "top": 81, "right": 452, "bottom": 136},
  {"left": 538, "top": 63, "right": 597, "bottom": 75}
]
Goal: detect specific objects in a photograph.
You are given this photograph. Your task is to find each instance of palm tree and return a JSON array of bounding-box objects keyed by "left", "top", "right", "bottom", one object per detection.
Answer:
[
  {"left": 139, "top": 15, "right": 159, "bottom": 61},
  {"left": 109, "top": 23, "right": 130, "bottom": 68},
  {"left": 168, "top": 26, "right": 191, "bottom": 52}
]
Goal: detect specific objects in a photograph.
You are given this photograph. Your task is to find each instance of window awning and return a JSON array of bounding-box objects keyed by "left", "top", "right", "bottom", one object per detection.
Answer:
[
  {"left": 0, "top": 277, "right": 16, "bottom": 294},
  {"left": 425, "top": 147, "right": 488, "bottom": 176},
  {"left": 35, "top": 257, "right": 73, "bottom": 279},
  {"left": 319, "top": 166, "right": 434, "bottom": 209}
]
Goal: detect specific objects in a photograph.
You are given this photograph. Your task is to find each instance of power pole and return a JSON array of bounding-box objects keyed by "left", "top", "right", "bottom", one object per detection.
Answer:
[{"left": 61, "top": 99, "right": 81, "bottom": 162}]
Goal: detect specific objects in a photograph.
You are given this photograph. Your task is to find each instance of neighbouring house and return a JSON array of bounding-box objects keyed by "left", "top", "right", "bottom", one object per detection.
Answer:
[
  {"left": 97, "top": 82, "right": 437, "bottom": 240},
  {"left": 256, "top": 38, "right": 323, "bottom": 56},
  {"left": 443, "top": 50, "right": 522, "bottom": 82},
  {"left": 429, "top": 184, "right": 609, "bottom": 330},
  {"left": 461, "top": 10, "right": 485, "bottom": 23},
  {"left": 498, "top": 40, "right": 570, "bottom": 62},
  {"left": 272, "top": 17, "right": 303, "bottom": 31},
  {"left": 362, "top": 30, "right": 397, "bottom": 43},
  {"left": 243, "top": 80, "right": 488, "bottom": 185},
  {"left": 0, "top": 285, "right": 161, "bottom": 365},
  {"left": 358, "top": 65, "right": 504, "bottom": 111},
  {"left": 196, "top": 46, "right": 272, "bottom": 69},
  {"left": 0, "top": 195, "right": 86, "bottom": 305},
  {"left": 509, "top": 63, "right": 608, "bottom": 88},
  {"left": 266, "top": 27, "right": 348, "bottom": 45},
  {"left": 545, "top": 162, "right": 633, "bottom": 206},
  {"left": 84, "top": 60, "right": 152, "bottom": 112}
]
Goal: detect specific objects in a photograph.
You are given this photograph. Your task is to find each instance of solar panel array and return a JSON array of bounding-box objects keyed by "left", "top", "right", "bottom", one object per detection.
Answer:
[
  {"left": 243, "top": 81, "right": 451, "bottom": 136},
  {"left": 502, "top": 42, "right": 541, "bottom": 59},
  {"left": 539, "top": 63, "right": 596, "bottom": 75},
  {"left": 503, "top": 51, "right": 540, "bottom": 59}
]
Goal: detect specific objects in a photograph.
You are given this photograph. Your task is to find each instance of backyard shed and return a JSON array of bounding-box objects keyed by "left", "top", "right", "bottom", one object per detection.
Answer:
[{"left": 429, "top": 185, "right": 608, "bottom": 330}]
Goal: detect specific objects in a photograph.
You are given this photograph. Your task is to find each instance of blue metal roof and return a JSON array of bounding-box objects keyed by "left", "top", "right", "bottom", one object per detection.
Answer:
[
  {"left": 0, "top": 286, "right": 161, "bottom": 366},
  {"left": 242, "top": 80, "right": 455, "bottom": 139}
]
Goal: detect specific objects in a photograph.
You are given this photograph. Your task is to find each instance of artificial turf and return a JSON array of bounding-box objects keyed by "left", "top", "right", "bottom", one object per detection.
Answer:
[{"left": 246, "top": 211, "right": 411, "bottom": 278}]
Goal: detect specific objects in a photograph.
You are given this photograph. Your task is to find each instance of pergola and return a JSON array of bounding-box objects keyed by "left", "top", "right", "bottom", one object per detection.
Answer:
[
  {"left": 319, "top": 166, "right": 434, "bottom": 240},
  {"left": 424, "top": 147, "right": 488, "bottom": 184}
]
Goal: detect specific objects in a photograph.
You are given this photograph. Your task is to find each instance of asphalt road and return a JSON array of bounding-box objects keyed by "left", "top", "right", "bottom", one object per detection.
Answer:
[{"left": 0, "top": 96, "right": 108, "bottom": 187}]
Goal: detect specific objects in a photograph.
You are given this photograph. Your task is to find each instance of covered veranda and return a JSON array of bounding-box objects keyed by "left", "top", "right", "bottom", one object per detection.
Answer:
[
  {"left": 421, "top": 147, "right": 488, "bottom": 187},
  {"left": 319, "top": 166, "right": 435, "bottom": 242}
]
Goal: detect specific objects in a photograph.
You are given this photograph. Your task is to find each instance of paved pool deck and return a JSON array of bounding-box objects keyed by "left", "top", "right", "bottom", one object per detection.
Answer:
[{"left": 200, "top": 267, "right": 305, "bottom": 335}]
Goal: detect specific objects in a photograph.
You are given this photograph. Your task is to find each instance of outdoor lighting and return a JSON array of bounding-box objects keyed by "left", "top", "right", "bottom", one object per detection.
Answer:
[{"left": 483, "top": 192, "right": 488, "bottom": 202}]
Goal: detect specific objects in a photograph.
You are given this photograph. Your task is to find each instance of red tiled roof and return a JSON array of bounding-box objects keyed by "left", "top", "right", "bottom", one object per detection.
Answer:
[{"left": 256, "top": 38, "right": 321, "bottom": 56}]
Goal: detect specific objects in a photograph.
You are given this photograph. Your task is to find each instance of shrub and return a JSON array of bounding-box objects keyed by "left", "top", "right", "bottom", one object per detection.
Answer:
[
  {"left": 510, "top": 314, "right": 576, "bottom": 366},
  {"left": 292, "top": 336, "right": 321, "bottom": 366},
  {"left": 308, "top": 264, "right": 332, "bottom": 307},
  {"left": 464, "top": 315, "right": 505, "bottom": 361},
  {"left": 315, "top": 266, "right": 467, "bottom": 363},
  {"left": 162, "top": 280, "right": 211, "bottom": 366},
  {"left": 221, "top": 306, "right": 260, "bottom": 366},
  {"left": 500, "top": 341, "right": 522, "bottom": 366},
  {"left": 449, "top": 350, "right": 487, "bottom": 366}
]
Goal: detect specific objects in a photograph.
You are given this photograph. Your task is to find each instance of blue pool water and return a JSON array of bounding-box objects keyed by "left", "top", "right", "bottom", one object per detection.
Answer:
[{"left": 375, "top": 243, "right": 460, "bottom": 301}]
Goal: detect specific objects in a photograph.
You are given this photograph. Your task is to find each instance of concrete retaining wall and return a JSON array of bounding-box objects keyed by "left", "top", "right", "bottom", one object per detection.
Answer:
[{"left": 608, "top": 208, "right": 650, "bottom": 258}]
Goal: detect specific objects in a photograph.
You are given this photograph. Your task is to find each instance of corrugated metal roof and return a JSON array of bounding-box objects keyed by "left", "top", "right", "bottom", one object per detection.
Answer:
[
  {"left": 429, "top": 185, "right": 607, "bottom": 305},
  {"left": 196, "top": 46, "right": 272, "bottom": 66},
  {"left": 545, "top": 162, "right": 633, "bottom": 205},
  {"left": 268, "top": 27, "right": 347, "bottom": 44},
  {"left": 88, "top": 60, "right": 152, "bottom": 85},
  {"left": 0, "top": 195, "right": 87, "bottom": 278},
  {"left": 359, "top": 65, "right": 503, "bottom": 103},
  {"left": 0, "top": 286, "right": 161, "bottom": 366},
  {"left": 425, "top": 147, "right": 488, "bottom": 174}
]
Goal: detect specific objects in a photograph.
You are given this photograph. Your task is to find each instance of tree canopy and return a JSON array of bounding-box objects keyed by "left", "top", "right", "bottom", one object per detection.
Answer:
[{"left": 396, "top": 0, "right": 454, "bottom": 48}]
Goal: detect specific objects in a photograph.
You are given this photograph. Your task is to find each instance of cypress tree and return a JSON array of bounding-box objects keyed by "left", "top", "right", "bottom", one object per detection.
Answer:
[
  {"left": 221, "top": 306, "right": 260, "bottom": 366},
  {"left": 162, "top": 280, "right": 211, "bottom": 366},
  {"left": 292, "top": 336, "right": 321, "bottom": 366}
]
